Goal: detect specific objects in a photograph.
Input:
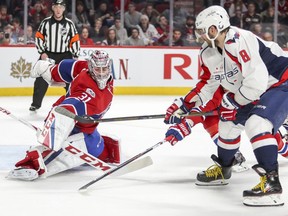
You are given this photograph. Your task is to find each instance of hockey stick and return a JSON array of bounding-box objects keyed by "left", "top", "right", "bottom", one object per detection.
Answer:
[
  {"left": 55, "top": 106, "right": 218, "bottom": 124},
  {"left": 79, "top": 139, "right": 167, "bottom": 192},
  {"left": 0, "top": 106, "right": 153, "bottom": 176}
]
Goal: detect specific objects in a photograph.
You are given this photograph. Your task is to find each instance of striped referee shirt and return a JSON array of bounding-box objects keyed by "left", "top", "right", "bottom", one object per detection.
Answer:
[{"left": 35, "top": 16, "right": 80, "bottom": 57}]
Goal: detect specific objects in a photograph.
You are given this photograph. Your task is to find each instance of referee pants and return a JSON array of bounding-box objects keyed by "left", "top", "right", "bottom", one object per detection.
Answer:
[{"left": 31, "top": 52, "right": 73, "bottom": 109}]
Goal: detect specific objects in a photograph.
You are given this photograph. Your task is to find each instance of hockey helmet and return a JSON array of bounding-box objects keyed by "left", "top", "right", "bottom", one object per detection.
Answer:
[
  {"left": 195, "top": 6, "right": 230, "bottom": 47},
  {"left": 88, "top": 50, "right": 112, "bottom": 90}
]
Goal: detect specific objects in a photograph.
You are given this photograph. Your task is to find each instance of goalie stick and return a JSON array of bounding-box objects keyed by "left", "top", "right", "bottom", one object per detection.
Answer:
[
  {"left": 0, "top": 106, "right": 153, "bottom": 176},
  {"left": 55, "top": 106, "right": 218, "bottom": 124},
  {"left": 79, "top": 139, "right": 168, "bottom": 192}
]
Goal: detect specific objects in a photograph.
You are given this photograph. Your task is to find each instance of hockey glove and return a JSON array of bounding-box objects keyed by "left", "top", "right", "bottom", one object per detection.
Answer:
[
  {"left": 164, "top": 98, "right": 191, "bottom": 124},
  {"left": 165, "top": 119, "right": 193, "bottom": 145},
  {"left": 218, "top": 92, "right": 240, "bottom": 121}
]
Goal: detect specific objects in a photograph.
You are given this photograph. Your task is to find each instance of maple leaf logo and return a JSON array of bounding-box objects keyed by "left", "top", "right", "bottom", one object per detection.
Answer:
[{"left": 10, "top": 57, "right": 32, "bottom": 82}]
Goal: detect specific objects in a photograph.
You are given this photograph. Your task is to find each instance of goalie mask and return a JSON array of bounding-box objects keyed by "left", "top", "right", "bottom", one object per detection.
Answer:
[
  {"left": 88, "top": 50, "right": 112, "bottom": 90},
  {"left": 195, "top": 5, "right": 230, "bottom": 48}
]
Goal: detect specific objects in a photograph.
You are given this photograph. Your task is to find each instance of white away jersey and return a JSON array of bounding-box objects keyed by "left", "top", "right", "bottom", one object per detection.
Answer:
[{"left": 197, "top": 26, "right": 288, "bottom": 106}]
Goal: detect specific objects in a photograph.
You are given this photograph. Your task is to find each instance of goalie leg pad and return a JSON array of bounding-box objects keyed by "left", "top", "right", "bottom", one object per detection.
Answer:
[
  {"left": 37, "top": 107, "right": 75, "bottom": 151},
  {"left": 44, "top": 133, "right": 89, "bottom": 177}
]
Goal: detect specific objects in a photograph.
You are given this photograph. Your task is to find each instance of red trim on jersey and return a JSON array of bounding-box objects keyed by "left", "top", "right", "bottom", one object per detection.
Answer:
[{"left": 224, "top": 48, "right": 242, "bottom": 71}]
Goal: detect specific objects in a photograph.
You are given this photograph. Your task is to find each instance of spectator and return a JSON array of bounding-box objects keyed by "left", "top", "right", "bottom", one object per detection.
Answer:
[
  {"left": 255, "top": 0, "right": 270, "bottom": 14},
  {"left": 250, "top": 23, "right": 264, "bottom": 38},
  {"left": 262, "top": 31, "right": 273, "bottom": 41},
  {"left": 29, "top": 0, "right": 48, "bottom": 30},
  {"left": 124, "top": 2, "right": 142, "bottom": 33},
  {"left": 90, "top": 18, "right": 106, "bottom": 45},
  {"left": 179, "top": 15, "right": 199, "bottom": 47},
  {"left": 109, "top": 16, "right": 128, "bottom": 45},
  {"left": 80, "top": 26, "right": 94, "bottom": 45},
  {"left": 9, "top": 0, "right": 25, "bottom": 22},
  {"left": 102, "top": 28, "right": 120, "bottom": 46},
  {"left": 26, "top": 24, "right": 35, "bottom": 44},
  {"left": 242, "top": 1, "right": 261, "bottom": 30},
  {"left": 94, "top": 1, "right": 114, "bottom": 28},
  {"left": 262, "top": 6, "right": 276, "bottom": 24},
  {"left": 11, "top": 17, "right": 24, "bottom": 44},
  {"left": 163, "top": 29, "right": 184, "bottom": 46},
  {"left": 82, "top": 0, "right": 97, "bottom": 25},
  {"left": 2, "top": 24, "right": 16, "bottom": 45},
  {"left": 74, "top": 0, "right": 91, "bottom": 32},
  {"left": 226, "top": 0, "right": 247, "bottom": 17},
  {"left": 155, "top": 14, "right": 169, "bottom": 46},
  {"left": 276, "top": 23, "right": 288, "bottom": 48},
  {"left": 124, "top": 27, "right": 145, "bottom": 46},
  {"left": 136, "top": 14, "right": 159, "bottom": 46},
  {"left": 274, "top": 0, "right": 288, "bottom": 24},
  {"left": 230, "top": 7, "right": 243, "bottom": 27},
  {"left": 140, "top": 3, "right": 160, "bottom": 26},
  {"left": 0, "top": 5, "right": 12, "bottom": 26}
]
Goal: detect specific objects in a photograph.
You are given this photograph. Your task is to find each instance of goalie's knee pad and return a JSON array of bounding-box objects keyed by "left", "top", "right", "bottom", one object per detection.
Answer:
[{"left": 98, "top": 135, "right": 121, "bottom": 164}]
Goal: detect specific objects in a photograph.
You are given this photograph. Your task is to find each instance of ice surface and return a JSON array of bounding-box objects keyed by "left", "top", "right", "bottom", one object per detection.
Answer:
[{"left": 0, "top": 95, "right": 288, "bottom": 216}]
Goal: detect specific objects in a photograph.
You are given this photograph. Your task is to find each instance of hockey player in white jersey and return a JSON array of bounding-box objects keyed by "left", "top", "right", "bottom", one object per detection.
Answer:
[{"left": 166, "top": 5, "right": 288, "bottom": 206}]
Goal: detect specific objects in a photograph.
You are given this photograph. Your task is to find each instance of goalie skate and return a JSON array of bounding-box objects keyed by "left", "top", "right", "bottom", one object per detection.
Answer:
[
  {"left": 243, "top": 165, "right": 284, "bottom": 207},
  {"left": 195, "top": 154, "right": 232, "bottom": 186},
  {"left": 6, "top": 167, "right": 38, "bottom": 181},
  {"left": 232, "top": 151, "right": 249, "bottom": 173}
]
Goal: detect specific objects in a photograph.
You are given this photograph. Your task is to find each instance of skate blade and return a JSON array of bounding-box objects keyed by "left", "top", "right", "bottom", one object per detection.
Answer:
[
  {"left": 232, "top": 162, "right": 250, "bottom": 173},
  {"left": 6, "top": 168, "right": 38, "bottom": 181},
  {"left": 195, "top": 179, "right": 229, "bottom": 186},
  {"left": 243, "top": 194, "right": 284, "bottom": 207}
]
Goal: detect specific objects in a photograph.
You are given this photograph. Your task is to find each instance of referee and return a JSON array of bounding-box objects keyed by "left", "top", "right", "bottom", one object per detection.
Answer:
[{"left": 30, "top": 0, "right": 80, "bottom": 112}]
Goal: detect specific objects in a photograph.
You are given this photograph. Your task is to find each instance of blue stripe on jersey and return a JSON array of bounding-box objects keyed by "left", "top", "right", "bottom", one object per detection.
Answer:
[
  {"left": 58, "top": 59, "right": 76, "bottom": 83},
  {"left": 61, "top": 97, "right": 86, "bottom": 116},
  {"left": 258, "top": 39, "right": 288, "bottom": 79}
]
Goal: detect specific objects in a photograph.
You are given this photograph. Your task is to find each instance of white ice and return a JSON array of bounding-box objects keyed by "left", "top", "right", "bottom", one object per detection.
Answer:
[{"left": 0, "top": 95, "right": 288, "bottom": 216}]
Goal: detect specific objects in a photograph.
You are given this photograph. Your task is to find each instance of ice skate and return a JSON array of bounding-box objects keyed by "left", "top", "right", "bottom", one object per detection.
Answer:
[
  {"left": 196, "top": 154, "right": 232, "bottom": 186},
  {"left": 232, "top": 151, "right": 249, "bottom": 173},
  {"left": 243, "top": 165, "right": 284, "bottom": 207},
  {"left": 6, "top": 167, "right": 39, "bottom": 181}
]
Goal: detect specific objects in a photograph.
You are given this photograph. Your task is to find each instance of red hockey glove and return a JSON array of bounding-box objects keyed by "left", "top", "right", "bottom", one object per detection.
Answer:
[
  {"left": 164, "top": 98, "right": 192, "bottom": 124},
  {"left": 165, "top": 119, "right": 193, "bottom": 145},
  {"left": 218, "top": 92, "right": 240, "bottom": 121}
]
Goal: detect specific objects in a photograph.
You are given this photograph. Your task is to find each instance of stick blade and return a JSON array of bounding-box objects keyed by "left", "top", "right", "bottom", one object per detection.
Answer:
[{"left": 110, "top": 156, "right": 153, "bottom": 177}]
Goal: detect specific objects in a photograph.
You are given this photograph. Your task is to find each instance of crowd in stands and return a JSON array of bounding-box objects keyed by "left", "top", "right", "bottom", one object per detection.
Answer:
[{"left": 0, "top": 0, "right": 288, "bottom": 48}]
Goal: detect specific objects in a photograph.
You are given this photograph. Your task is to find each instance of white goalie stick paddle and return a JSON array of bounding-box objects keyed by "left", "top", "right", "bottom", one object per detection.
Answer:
[
  {"left": 0, "top": 106, "right": 153, "bottom": 176},
  {"left": 55, "top": 106, "right": 218, "bottom": 124},
  {"left": 78, "top": 139, "right": 167, "bottom": 192}
]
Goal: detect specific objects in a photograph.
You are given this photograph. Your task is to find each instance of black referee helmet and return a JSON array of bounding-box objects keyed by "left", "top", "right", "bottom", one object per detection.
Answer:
[{"left": 52, "top": 0, "right": 66, "bottom": 6}]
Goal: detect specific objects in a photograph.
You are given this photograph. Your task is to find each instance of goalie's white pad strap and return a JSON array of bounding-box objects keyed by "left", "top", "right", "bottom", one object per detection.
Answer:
[
  {"left": 43, "top": 133, "right": 88, "bottom": 177},
  {"left": 37, "top": 107, "right": 75, "bottom": 151},
  {"left": 31, "top": 60, "right": 53, "bottom": 84}
]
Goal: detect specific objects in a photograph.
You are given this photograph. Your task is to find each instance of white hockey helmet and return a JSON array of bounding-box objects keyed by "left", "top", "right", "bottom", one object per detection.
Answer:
[
  {"left": 88, "top": 50, "right": 112, "bottom": 90},
  {"left": 195, "top": 5, "right": 230, "bottom": 47}
]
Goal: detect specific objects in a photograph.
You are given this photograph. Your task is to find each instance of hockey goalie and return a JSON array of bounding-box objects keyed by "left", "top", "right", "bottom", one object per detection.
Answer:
[{"left": 7, "top": 50, "right": 121, "bottom": 180}]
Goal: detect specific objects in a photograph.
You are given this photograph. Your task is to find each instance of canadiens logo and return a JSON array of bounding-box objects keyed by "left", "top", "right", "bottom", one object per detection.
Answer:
[
  {"left": 60, "top": 27, "right": 67, "bottom": 36},
  {"left": 86, "top": 88, "right": 95, "bottom": 98}
]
